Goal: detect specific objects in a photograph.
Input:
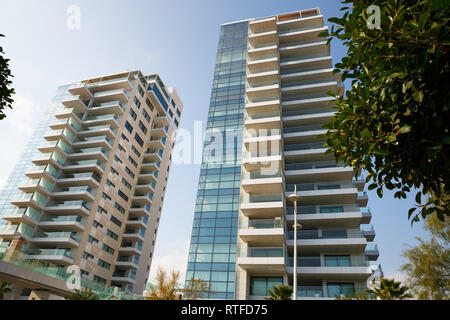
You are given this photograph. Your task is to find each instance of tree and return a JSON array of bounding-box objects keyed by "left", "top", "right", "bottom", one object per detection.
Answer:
[
  {"left": 182, "top": 277, "right": 212, "bottom": 300},
  {"left": 401, "top": 214, "right": 450, "bottom": 299},
  {"left": 0, "top": 281, "right": 11, "bottom": 300},
  {"left": 0, "top": 34, "right": 15, "bottom": 120},
  {"left": 145, "top": 267, "right": 182, "bottom": 300},
  {"left": 321, "top": 0, "right": 450, "bottom": 223},
  {"left": 365, "top": 278, "right": 412, "bottom": 300},
  {"left": 66, "top": 288, "right": 99, "bottom": 300},
  {"left": 265, "top": 284, "right": 293, "bottom": 300}
]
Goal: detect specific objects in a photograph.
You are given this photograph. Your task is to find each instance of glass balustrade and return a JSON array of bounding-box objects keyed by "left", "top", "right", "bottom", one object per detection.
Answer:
[
  {"left": 286, "top": 228, "right": 363, "bottom": 240},
  {"left": 239, "top": 218, "right": 283, "bottom": 229},
  {"left": 285, "top": 255, "right": 369, "bottom": 267},
  {"left": 238, "top": 246, "right": 285, "bottom": 258}
]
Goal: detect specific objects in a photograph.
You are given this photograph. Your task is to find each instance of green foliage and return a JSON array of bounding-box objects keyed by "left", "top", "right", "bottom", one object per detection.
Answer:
[
  {"left": 321, "top": 0, "right": 450, "bottom": 222},
  {"left": 0, "top": 34, "right": 15, "bottom": 120},
  {"left": 265, "top": 284, "right": 293, "bottom": 300},
  {"left": 401, "top": 215, "right": 450, "bottom": 299},
  {"left": 0, "top": 281, "right": 12, "bottom": 300},
  {"left": 365, "top": 278, "right": 413, "bottom": 300},
  {"left": 66, "top": 288, "right": 100, "bottom": 300}
]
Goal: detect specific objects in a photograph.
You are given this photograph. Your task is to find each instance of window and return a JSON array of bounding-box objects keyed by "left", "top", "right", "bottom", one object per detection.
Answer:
[
  {"left": 142, "top": 109, "right": 151, "bottom": 123},
  {"left": 106, "top": 179, "right": 116, "bottom": 188},
  {"left": 107, "top": 229, "right": 118, "bottom": 241},
  {"left": 137, "top": 86, "right": 144, "bottom": 97},
  {"left": 97, "top": 206, "right": 107, "bottom": 214},
  {"left": 318, "top": 184, "right": 340, "bottom": 190},
  {"left": 93, "top": 220, "right": 103, "bottom": 229},
  {"left": 145, "top": 98, "right": 154, "bottom": 111},
  {"left": 320, "top": 206, "right": 344, "bottom": 213},
  {"left": 102, "top": 244, "right": 115, "bottom": 255},
  {"left": 327, "top": 283, "right": 355, "bottom": 298},
  {"left": 118, "top": 144, "right": 125, "bottom": 152},
  {"left": 134, "top": 96, "right": 141, "bottom": 108},
  {"left": 82, "top": 251, "right": 94, "bottom": 260},
  {"left": 114, "top": 202, "right": 126, "bottom": 214},
  {"left": 176, "top": 109, "right": 181, "bottom": 117},
  {"left": 174, "top": 119, "right": 179, "bottom": 127},
  {"left": 110, "top": 215, "right": 122, "bottom": 227},
  {"left": 131, "top": 145, "right": 141, "bottom": 158},
  {"left": 114, "top": 155, "right": 123, "bottom": 164},
  {"left": 121, "top": 133, "right": 130, "bottom": 142},
  {"left": 88, "top": 236, "right": 99, "bottom": 244},
  {"left": 250, "top": 277, "right": 283, "bottom": 296},
  {"left": 110, "top": 167, "right": 119, "bottom": 175},
  {"left": 122, "top": 178, "right": 132, "bottom": 190},
  {"left": 118, "top": 189, "right": 129, "bottom": 202},
  {"left": 138, "top": 121, "right": 148, "bottom": 134},
  {"left": 125, "top": 121, "right": 133, "bottom": 134},
  {"left": 168, "top": 109, "right": 174, "bottom": 118},
  {"left": 125, "top": 166, "right": 135, "bottom": 178},
  {"left": 98, "top": 259, "right": 111, "bottom": 270},
  {"left": 128, "top": 155, "right": 138, "bottom": 168},
  {"left": 80, "top": 269, "right": 89, "bottom": 277},
  {"left": 130, "top": 109, "right": 137, "bottom": 121},
  {"left": 102, "top": 192, "right": 112, "bottom": 201},
  {"left": 93, "top": 275, "right": 107, "bottom": 285},
  {"left": 134, "top": 133, "right": 144, "bottom": 147},
  {"left": 171, "top": 99, "right": 176, "bottom": 108},
  {"left": 324, "top": 255, "right": 351, "bottom": 267}
]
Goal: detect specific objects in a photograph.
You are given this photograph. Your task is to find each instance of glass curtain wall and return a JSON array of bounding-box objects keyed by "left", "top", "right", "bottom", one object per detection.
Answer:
[{"left": 185, "top": 21, "right": 249, "bottom": 299}]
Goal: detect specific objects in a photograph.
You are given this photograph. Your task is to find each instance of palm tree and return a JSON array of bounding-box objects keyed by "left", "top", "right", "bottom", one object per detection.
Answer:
[
  {"left": 66, "top": 288, "right": 99, "bottom": 300},
  {"left": 365, "top": 278, "right": 413, "bottom": 300},
  {"left": 0, "top": 282, "right": 11, "bottom": 300},
  {"left": 265, "top": 284, "right": 293, "bottom": 300}
]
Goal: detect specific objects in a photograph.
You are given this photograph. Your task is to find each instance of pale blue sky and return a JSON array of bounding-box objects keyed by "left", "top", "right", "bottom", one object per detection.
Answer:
[{"left": 0, "top": 0, "right": 428, "bottom": 283}]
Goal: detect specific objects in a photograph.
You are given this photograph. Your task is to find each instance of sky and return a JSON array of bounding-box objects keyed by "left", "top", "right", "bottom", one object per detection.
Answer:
[{"left": 0, "top": 0, "right": 429, "bottom": 285}]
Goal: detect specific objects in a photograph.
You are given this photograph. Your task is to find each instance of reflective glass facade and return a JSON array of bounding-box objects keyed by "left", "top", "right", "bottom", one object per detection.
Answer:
[
  {"left": 185, "top": 21, "right": 249, "bottom": 299},
  {"left": 0, "top": 85, "right": 70, "bottom": 226}
]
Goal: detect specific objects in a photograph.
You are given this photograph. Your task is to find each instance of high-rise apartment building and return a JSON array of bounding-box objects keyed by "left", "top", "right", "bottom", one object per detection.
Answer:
[
  {"left": 0, "top": 71, "right": 182, "bottom": 296},
  {"left": 186, "top": 8, "right": 379, "bottom": 300}
]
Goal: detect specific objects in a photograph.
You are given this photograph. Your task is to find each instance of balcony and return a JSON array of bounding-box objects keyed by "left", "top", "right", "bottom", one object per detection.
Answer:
[
  {"left": 285, "top": 229, "right": 367, "bottom": 252},
  {"left": 63, "top": 159, "right": 105, "bottom": 174},
  {"left": 122, "top": 229, "right": 146, "bottom": 242},
  {"left": 77, "top": 124, "right": 117, "bottom": 140},
  {"left": 25, "top": 248, "right": 75, "bottom": 266},
  {"left": 149, "top": 126, "right": 169, "bottom": 139},
  {"left": 126, "top": 216, "right": 148, "bottom": 229},
  {"left": 241, "top": 171, "right": 283, "bottom": 193},
  {"left": 83, "top": 114, "right": 120, "bottom": 128},
  {"left": 278, "top": 25, "right": 328, "bottom": 45},
  {"left": 245, "top": 98, "right": 280, "bottom": 116},
  {"left": 68, "top": 147, "right": 109, "bottom": 162},
  {"left": 285, "top": 255, "right": 372, "bottom": 279},
  {"left": 239, "top": 218, "right": 284, "bottom": 245},
  {"left": 0, "top": 224, "right": 19, "bottom": 241},
  {"left": 140, "top": 161, "right": 160, "bottom": 174},
  {"left": 143, "top": 150, "right": 163, "bottom": 162},
  {"left": 93, "top": 88, "right": 129, "bottom": 103},
  {"left": 245, "top": 112, "right": 281, "bottom": 131},
  {"left": 365, "top": 243, "right": 379, "bottom": 261},
  {"left": 129, "top": 205, "right": 151, "bottom": 217},
  {"left": 115, "top": 255, "right": 140, "bottom": 269},
  {"left": 240, "top": 193, "right": 284, "bottom": 218},
  {"left": 132, "top": 194, "right": 153, "bottom": 206},
  {"left": 61, "top": 95, "right": 89, "bottom": 113},
  {"left": 279, "top": 39, "right": 329, "bottom": 61},
  {"left": 1, "top": 207, "right": 41, "bottom": 226},
  {"left": 39, "top": 215, "right": 86, "bottom": 232},
  {"left": 284, "top": 182, "right": 358, "bottom": 205},
  {"left": 284, "top": 161, "right": 354, "bottom": 183},
  {"left": 31, "top": 231, "right": 81, "bottom": 247},
  {"left": 357, "top": 191, "right": 369, "bottom": 207},
  {"left": 119, "top": 243, "right": 143, "bottom": 255},
  {"left": 134, "top": 182, "right": 156, "bottom": 195},
  {"left": 153, "top": 115, "right": 170, "bottom": 127},
  {"left": 111, "top": 270, "right": 136, "bottom": 284},
  {"left": 138, "top": 171, "right": 158, "bottom": 184},
  {"left": 361, "top": 225, "right": 376, "bottom": 242},
  {"left": 237, "top": 246, "right": 286, "bottom": 272},
  {"left": 147, "top": 138, "right": 165, "bottom": 150},
  {"left": 147, "top": 83, "right": 170, "bottom": 114},
  {"left": 284, "top": 141, "right": 331, "bottom": 162},
  {"left": 89, "top": 101, "right": 125, "bottom": 116},
  {"left": 72, "top": 136, "right": 113, "bottom": 150},
  {"left": 249, "top": 16, "right": 276, "bottom": 35},
  {"left": 86, "top": 76, "right": 133, "bottom": 93},
  {"left": 248, "top": 30, "right": 278, "bottom": 47},
  {"left": 68, "top": 82, "right": 93, "bottom": 100},
  {"left": 285, "top": 205, "right": 372, "bottom": 228},
  {"left": 45, "top": 200, "right": 90, "bottom": 216}
]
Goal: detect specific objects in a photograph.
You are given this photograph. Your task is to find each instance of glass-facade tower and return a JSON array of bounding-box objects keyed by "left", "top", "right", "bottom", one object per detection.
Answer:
[{"left": 185, "top": 21, "right": 249, "bottom": 299}]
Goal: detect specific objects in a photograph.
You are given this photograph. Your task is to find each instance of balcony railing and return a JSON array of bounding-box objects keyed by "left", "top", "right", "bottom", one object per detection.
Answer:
[
  {"left": 239, "top": 218, "right": 283, "bottom": 229},
  {"left": 286, "top": 229, "right": 363, "bottom": 240},
  {"left": 285, "top": 255, "right": 369, "bottom": 267}
]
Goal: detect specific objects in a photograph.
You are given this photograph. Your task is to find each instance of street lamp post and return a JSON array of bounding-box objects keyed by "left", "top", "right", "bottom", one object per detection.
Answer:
[{"left": 287, "top": 185, "right": 303, "bottom": 300}]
